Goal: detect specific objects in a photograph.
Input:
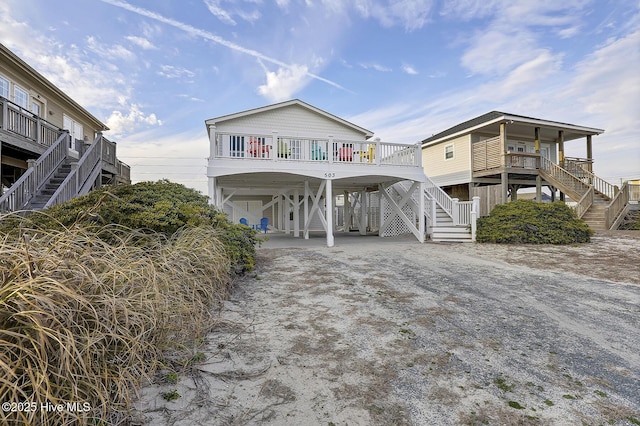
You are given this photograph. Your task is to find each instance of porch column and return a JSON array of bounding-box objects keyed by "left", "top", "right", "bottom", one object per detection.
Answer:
[
  {"left": 418, "top": 182, "right": 425, "bottom": 243},
  {"left": 558, "top": 130, "right": 565, "bottom": 201},
  {"left": 534, "top": 127, "right": 542, "bottom": 202},
  {"left": 558, "top": 130, "right": 565, "bottom": 167},
  {"left": 208, "top": 125, "right": 217, "bottom": 159},
  {"left": 293, "top": 189, "right": 300, "bottom": 237},
  {"left": 326, "top": 179, "right": 334, "bottom": 247},
  {"left": 500, "top": 122, "right": 508, "bottom": 203},
  {"left": 586, "top": 135, "right": 593, "bottom": 172},
  {"left": 343, "top": 190, "right": 351, "bottom": 233},
  {"left": 284, "top": 192, "right": 291, "bottom": 235},
  {"left": 360, "top": 190, "right": 368, "bottom": 236},
  {"left": 304, "top": 181, "right": 310, "bottom": 239},
  {"left": 208, "top": 177, "right": 217, "bottom": 206}
]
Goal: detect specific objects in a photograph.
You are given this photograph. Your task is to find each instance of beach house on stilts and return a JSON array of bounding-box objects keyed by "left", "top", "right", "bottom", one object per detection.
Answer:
[{"left": 206, "top": 100, "right": 479, "bottom": 246}]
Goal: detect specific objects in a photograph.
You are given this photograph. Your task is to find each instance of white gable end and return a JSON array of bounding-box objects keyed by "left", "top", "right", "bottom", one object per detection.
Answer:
[{"left": 214, "top": 104, "right": 369, "bottom": 140}]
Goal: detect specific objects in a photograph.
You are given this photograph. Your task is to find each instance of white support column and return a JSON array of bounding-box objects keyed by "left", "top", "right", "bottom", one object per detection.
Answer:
[
  {"left": 278, "top": 194, "right": 283, "bottom": 231},
  {"left": 293, "top": 189, "right": 300, "bottom": 237},
  {"left": 360, "top": 190, "right": 368, "bottom": 235},
  {"left": 471, "top": 196, "right": 480, "bottom": 242},
  {"left": 284, "top": 191, "right": 291, "bottom": 235},
  {"left": 418, "top": 182, "right": 425, "bottom": 243},
  {"left": 343, "top": 190, "right": 351, "bottom": 233},
  {"left": 326, "top": 179, "right": 334, "bottom": 247},
  {"left": 304, "top": 181, "right": 310, "bottom": 239},
  {"left": 208, "top": 125, "right": 217, "bottom": 159},
  {"left": 379, "top": 187, "right": 384, "bottom": 237},
  {"left": 208, "top": 177, "right": 217, "bottom": 206}
]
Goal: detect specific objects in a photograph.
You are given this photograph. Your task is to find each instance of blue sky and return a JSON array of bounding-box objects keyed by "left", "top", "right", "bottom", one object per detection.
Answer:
[{"left": 1, "top": 0, "right": 638, "bottom": 195}]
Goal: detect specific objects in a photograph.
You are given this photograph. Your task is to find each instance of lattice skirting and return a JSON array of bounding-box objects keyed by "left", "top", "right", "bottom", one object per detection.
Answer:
[{"left": 379, "top": 183, "right": 419, "bottom": 237}]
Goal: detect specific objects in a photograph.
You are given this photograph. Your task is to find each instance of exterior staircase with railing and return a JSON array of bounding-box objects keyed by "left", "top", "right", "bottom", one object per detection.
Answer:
[
  {"left": 394, "top": 177, "right": 479, "bottom": 242},
  {"left": 0, "top": 132, "right": 104, "bottom": 214},
  {"left": 539, "top": 157, "right": 629, "bottom": 230}
]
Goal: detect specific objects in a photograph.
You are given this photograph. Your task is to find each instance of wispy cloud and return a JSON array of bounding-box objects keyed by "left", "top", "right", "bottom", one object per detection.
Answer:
[
  {"left": 359, "top": 62, "right": 392, "bottom": 72},
  {"left": 402, "top": 64, "right": 418, "bottom": 75},
  {"left": 157, "top": 65, "right": 196, "bottom": 80},
  {"left": 125, "top": 35, "right": 157, "bottom": 50},
  {"left": 356, "top": 0, "right": 436, "bottom": 31},
  {"left": 100, "top": 0, "right": 345, "bottom": 91}
]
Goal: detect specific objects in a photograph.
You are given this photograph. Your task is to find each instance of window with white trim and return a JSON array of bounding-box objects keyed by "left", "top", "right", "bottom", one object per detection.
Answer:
[
  {"left": 0, "top": 76, "right": 9, "bottom": 99},
  {"left": 14, "top": 85, "right": 29, "bottom": 108},
  {"left": 444, "top": 144, "right": 454, "bottom": 160}
]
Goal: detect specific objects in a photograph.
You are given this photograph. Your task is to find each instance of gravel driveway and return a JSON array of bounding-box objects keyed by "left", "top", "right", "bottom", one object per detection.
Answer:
[{"left": 136, "top": 232, "right": 640, "bottom": 425}]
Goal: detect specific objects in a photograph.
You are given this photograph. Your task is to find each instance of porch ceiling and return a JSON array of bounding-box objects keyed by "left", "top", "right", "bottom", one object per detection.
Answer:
[
  {"left": 478, "top": 122, "right": 597, "bottom": 142},
  {"left": 215, "top": 171, "right": 402, "bottom": 192}
]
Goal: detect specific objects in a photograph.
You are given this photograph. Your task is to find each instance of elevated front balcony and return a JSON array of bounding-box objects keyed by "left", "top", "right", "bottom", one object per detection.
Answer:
[
  {"left": 1, "top": 96, "right": 64, "bottom": 154},
  {"left": 208, "top": 132, "right": 425, "bottom": 187}
]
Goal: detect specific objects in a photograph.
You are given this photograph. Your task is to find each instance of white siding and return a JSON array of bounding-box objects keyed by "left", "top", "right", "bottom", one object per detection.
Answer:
[
  {"left": 422, "top": 134, "right": 472, "bottom": 186},
  {"left": 216, "top": 104, "right": 368, "bottom": 140}
]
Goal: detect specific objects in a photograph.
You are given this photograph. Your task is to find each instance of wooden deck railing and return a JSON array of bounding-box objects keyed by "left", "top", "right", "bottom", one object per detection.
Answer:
[
  {"left": 213, "top": 132, "right": 421, "bottom": 167},
  {"left": 472, "top": 137, "right": 501, "bottom": 171},
  {"left": 563, "top": 161, "right": 615, "bottom": 199},
  {"left": 472, "top": 137, "right": 541, "bottom": 172},
  {"left": 1, "top": 96, "right": 63, "bottom": 146},
  {"left": 605, "top": 182, "right": 629, "bottom": 230},
  {"left": 45, "top": 134, "right": 103, "bottom": 208},
  {"left": 539, "top": 156, "right": 593, "bottom": 218},
  {"left": 0, "top": 132, "right": 70, "bottom": 213}
]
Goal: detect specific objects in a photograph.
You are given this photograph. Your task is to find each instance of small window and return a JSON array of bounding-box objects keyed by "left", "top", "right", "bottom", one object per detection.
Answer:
[
  {"left": 0, "top": 76, "right": 9, "bottom": 99},
  {"left": 445, "top": 144, "right": 454, "bottom": 160},
  {"left": 14, "top": 85, "right": 29, "bottom": 108}
]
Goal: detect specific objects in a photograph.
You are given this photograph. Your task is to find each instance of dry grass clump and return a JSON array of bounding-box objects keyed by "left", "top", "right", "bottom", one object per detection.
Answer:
[{"left": 0, "top": 220, "right": 230, "bottom": 425}]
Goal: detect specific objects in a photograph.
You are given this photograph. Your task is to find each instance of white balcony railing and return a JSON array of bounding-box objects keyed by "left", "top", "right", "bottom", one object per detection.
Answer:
[{"left": 213, "top": 132, "right": 421, "bottom": 168}]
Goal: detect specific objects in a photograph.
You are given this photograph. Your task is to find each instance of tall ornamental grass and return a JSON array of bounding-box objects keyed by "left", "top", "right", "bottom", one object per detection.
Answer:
[{"left": 0, "top": 222, "right": 230, "bottom": 425}]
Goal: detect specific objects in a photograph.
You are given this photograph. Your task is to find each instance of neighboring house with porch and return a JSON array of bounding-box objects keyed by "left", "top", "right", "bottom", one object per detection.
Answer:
[
  {"left": 206, "top": 99, "right": 479, "bottom": 246},
  {"left": 421, "top": 111, "right": 633, "bottom": 230},
  {"left": 0, "top": 43, "right": 130, "bottom": 213}
]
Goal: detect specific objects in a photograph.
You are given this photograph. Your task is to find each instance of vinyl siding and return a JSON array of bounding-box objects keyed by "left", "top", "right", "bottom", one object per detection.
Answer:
[
  {"left": 216, "top": 104, "right": 368, "bottom": 140},
  {"left": 422, "top": 134, "right": 471, "bottom": 186}
]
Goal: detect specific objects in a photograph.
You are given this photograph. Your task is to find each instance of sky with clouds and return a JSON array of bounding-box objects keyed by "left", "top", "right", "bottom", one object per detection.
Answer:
[{"left": 1, "top": 0, "right": 638, "bottom": 195}]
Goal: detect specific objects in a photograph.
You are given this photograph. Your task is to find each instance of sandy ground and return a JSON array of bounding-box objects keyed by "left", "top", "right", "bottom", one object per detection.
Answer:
[{"left": 134, "top": 231, "right": 640, "bottom": 425}]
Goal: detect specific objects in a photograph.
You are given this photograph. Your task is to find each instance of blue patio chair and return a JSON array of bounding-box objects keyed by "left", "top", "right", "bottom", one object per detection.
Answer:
[
  {"left": 259, "top": 217, "right": 269, "bottom": 233},
  {"left": 311, "top": 145, "right": 326, "bottom": 160},
  {"left": 239, "top": 218, "right": 248, "bottom": 226}
]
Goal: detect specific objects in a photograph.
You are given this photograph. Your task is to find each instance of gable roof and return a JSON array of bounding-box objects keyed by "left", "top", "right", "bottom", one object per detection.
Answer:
[
  {"left": 205, "top": 99, "right": 374, "bottom": 138},
  {"left": 0, "top": 43, "right": 108, "bottom": 131},
  {"left": 421, "top": 111, "right": 604, "bottom": 148}
]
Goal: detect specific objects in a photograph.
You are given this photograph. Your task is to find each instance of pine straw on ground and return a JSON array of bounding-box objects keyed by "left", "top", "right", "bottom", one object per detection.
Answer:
[{"left": 0, "top": 220, "right": 231, "bottom": 425}]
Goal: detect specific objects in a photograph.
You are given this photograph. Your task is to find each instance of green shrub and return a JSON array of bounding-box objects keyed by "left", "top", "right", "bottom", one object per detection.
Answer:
[
  {"left": 476, "top": 200, "right": 593, "bottom": 244},
  {"left": 0, "top": 180, "right": 259, "bottom": 274}
]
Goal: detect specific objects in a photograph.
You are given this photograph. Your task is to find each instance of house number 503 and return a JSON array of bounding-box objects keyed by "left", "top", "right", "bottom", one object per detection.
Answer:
[{"left": 324, "top": 172, "right": 336, "bottom": 178}]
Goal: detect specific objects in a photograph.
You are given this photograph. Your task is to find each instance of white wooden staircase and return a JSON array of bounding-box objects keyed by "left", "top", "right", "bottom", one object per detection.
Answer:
[{"left": 392, "top": 178, "right": 478, "bottom": 242}]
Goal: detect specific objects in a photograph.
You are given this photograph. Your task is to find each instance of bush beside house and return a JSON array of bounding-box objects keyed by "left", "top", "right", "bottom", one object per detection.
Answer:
[{"left": 476, "top": 200, "right": 593, "bottom": 244}]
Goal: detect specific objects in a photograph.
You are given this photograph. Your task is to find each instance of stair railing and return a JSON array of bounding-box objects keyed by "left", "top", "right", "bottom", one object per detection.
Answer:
[
  {"left": 45, "top": 134, "right": 104, "bottom": 208},
  {"left": 540, "top": 156, "right": 590, "bottom": 196},
  {"left": 563, "top": 160, "right": 616, "bottom": 199},
  {"left": 606, "top": 181, "right": 629, "bottom": 230},
  {"left": 0, "top": 132, "right": 69, "bottom": 213},
  {"left": 424, "top": 174, "right": 453, "bottom": 217}
]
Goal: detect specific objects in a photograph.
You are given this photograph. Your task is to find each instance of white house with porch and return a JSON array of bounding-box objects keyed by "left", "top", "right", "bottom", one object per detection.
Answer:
[{"left": 206, "top": 99, "right": 478, "bottom": 247}]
